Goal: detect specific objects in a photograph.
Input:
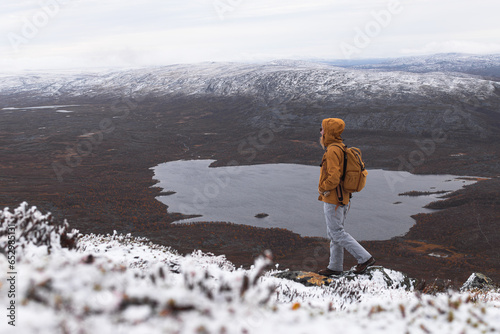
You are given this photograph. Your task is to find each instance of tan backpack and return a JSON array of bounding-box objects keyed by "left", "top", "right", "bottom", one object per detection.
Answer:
[{"left": 332, "top": 144, "right": 368, "bottom": 193}]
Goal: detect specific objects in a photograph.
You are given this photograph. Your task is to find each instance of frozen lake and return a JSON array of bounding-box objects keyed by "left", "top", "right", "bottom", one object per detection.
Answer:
[{"left": 152, "top": 160, "right": 477, "bottom": 241}]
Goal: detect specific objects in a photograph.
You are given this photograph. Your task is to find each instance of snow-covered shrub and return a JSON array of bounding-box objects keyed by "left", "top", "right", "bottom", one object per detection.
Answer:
[
  {"left": 0, "top": 203, "right": 499, "bottom": 334},
  {"left": 0, "top": 202, "right": 80, "bottom": 258},
  {"left": 181, "top": 250, "right": 274, "bottom": 306}
]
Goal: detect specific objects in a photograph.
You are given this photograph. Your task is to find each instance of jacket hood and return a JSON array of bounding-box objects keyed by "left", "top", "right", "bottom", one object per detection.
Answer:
[{"left": 322, "top": 118, "right": 345, "bottom": 147}]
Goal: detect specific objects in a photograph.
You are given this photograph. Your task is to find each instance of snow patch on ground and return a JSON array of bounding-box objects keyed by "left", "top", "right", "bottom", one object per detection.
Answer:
[
  {"left": 0, "top": 203, "right": 499, "bottom": 333},
  {"left": 0, "top": 231, "right": 498, "bottom": 333}
]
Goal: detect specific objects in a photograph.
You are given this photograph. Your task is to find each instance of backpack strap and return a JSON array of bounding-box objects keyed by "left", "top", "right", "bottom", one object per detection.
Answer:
[
  {"left": 328, "top": 143, "right": 347, "bottom": 181},
  {"left": 336, "top": 183, "right": 344, "bottom": 203}
]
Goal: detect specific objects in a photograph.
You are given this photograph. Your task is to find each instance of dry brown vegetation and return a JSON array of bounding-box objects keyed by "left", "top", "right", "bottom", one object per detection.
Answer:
[{"left": 1, "top": 95, "right": 499, "bottom": 287}]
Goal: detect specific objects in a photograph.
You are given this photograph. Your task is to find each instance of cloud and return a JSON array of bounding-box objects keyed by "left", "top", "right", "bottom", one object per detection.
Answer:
[{"left": 0, "top": 0, "right": 499, "bottom": 70}]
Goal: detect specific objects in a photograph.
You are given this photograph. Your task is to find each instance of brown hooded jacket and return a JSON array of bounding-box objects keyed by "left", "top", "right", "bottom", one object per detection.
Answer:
[{"left": 318, "top": 118, "right": 350, "bottom": 206}]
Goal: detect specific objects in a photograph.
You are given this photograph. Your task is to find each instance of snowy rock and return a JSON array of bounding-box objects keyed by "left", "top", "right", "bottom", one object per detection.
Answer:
[
  {"left": 273, "top": 271, "right": 334, "bottom": 287},
  {"left": 273, "top": 266, "right": 416, "bottom": 290},
  {"left": 461, "top": 273, "right": 498, "bottom": 291}
]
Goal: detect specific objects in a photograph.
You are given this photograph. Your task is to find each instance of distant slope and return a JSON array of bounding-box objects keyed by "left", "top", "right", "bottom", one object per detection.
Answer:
[
  {"left": 1, "top": 58, "right": 499, "bottom": 140},
  {"left": 344, "top": 53, "right": 500, "bottom": 79}
]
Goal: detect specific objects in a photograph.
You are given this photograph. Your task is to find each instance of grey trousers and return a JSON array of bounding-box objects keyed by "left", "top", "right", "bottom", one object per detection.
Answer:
[{"left": 324, "top": 202, "right": 372, "bottom": 271}]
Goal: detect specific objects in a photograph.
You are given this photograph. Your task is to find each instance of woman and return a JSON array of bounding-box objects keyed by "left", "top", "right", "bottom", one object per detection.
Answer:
[{"left": 317, "top": 117, "right": 375, "bottom": 276}]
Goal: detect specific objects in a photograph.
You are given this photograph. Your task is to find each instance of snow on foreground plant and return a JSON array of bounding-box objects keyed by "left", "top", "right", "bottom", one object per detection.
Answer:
[{"left": 0, "top": 204, "right": 499, "bottom": 333}]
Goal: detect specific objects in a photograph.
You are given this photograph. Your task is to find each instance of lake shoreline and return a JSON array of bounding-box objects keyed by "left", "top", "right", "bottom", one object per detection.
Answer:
[{"left": 152, "top": 159, "right": 478, "bottom": 241}]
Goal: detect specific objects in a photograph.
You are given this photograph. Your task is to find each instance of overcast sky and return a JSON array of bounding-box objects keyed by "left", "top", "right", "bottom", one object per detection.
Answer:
[{"left": 1, "top": 0, "right": 499, "bottom": 71}]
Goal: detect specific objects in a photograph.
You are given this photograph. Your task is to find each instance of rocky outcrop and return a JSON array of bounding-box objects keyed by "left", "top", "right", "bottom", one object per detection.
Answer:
[
  {"left": 273, "top": 270, "right": 335, "bottom": 287},
  {"left": 273, "top": 266, "right": 416, "bottom": 290},
  {"left": 461, "top": 273, "right": 498, "bottom": 291},
  {"left": 275, "top": 268, "right": 499, "bottom": 294}
]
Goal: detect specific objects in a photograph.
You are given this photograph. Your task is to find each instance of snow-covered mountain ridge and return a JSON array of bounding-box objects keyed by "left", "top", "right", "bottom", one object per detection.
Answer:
[
  {"left": 348, "top": 53, "right": 500, "bottom": 78},
  {"left": 1, "top": 56, "right": 499, "bottom": 138},
  {"left": 1, "top": 60, "right": 498, "bottom": 103},
  {"left": 1, "top": 203, "right": 499, "bottom": 333}
]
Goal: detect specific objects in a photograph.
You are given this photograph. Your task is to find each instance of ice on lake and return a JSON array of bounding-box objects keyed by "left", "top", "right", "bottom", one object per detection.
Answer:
[{"left": 153, "top": 160, "right": 477, "bottom": 241}]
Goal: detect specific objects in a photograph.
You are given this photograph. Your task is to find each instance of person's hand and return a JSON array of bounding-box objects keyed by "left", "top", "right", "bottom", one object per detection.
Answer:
[{"left": 319, "top": 189, "right": 330, "bottom": 197}]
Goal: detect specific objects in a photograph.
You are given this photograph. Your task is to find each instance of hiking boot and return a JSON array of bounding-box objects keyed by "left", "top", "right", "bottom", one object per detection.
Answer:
[
  {"left": 353, "top": 257, "right": 376, "bottom": 274},
  {"left": 318, "top": 268, "right": 343, "bottom": 276}
]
